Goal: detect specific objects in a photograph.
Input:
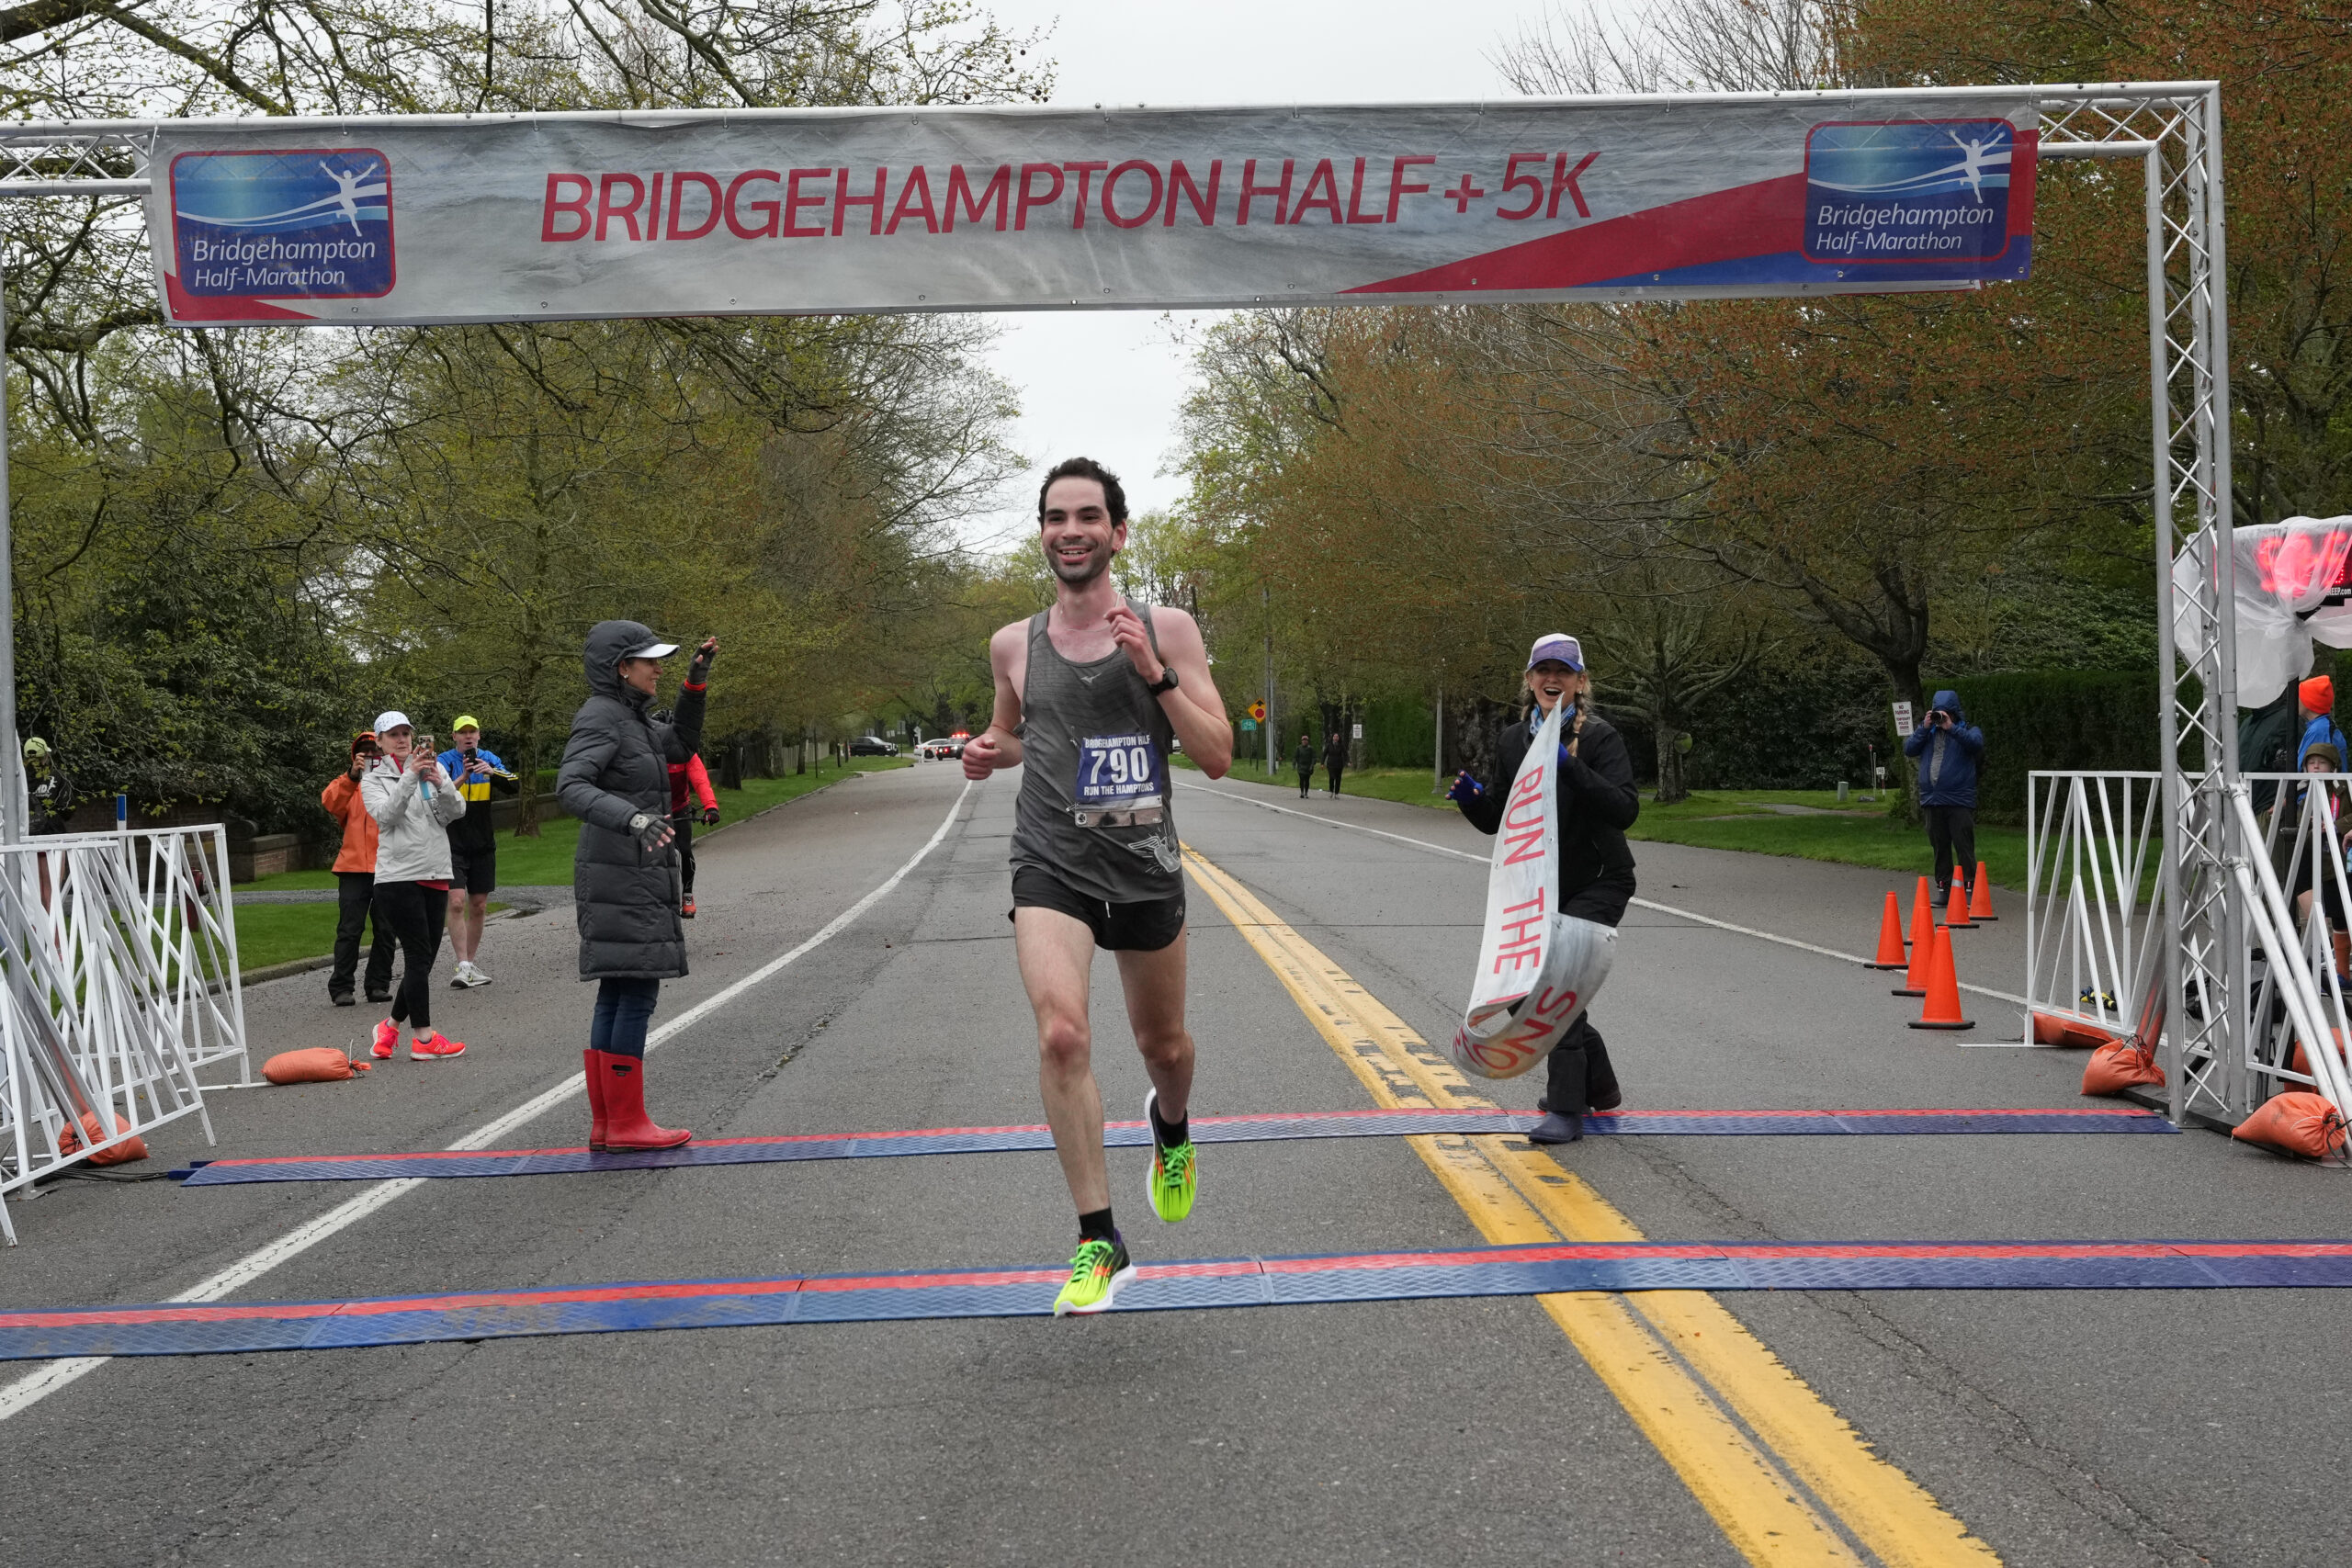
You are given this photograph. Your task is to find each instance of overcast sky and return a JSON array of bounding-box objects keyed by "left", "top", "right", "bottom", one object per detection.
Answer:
[{"left": 958, "top": 0, "right": 1577, "bottom": 549}]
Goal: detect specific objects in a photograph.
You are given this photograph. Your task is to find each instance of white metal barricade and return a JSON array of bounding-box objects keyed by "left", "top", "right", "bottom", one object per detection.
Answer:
[
  {"left": 2026, "top": 770, "right": 2352, "bottom": 1120},
  {"left": 2025, "top": 772, "right": 2163, "bottom": 1043},
  {"left": 0, "top": 826, "right": 244, "bottom": 1244}
]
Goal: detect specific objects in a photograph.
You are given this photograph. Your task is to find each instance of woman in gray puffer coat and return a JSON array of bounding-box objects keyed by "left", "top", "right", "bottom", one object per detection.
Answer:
[{"left": 558, "top": 620, "right": 718, "bottom": 1150}]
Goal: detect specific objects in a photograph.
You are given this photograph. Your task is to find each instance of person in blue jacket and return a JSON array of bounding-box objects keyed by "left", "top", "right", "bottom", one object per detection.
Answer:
[
  {"left": 2295, "top": 676, "right": 2348, "bottom": 772},
  {"left": 1904, "top": 689, "right": 1984, "bottom": 905}
]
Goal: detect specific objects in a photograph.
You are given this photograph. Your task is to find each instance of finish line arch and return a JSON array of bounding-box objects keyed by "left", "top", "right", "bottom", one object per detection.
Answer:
[{"left": 0, "top": 85, "right": 2282, "bottom": 1216}]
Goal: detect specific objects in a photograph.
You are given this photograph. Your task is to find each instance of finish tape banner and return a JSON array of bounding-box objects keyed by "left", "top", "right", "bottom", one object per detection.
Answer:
[
  {"left": 145, "top": 95, "right": 2039, "bottom": 325},
  {"left": 1452, "top": 703, "right": 1616, "bottom": 1081}
]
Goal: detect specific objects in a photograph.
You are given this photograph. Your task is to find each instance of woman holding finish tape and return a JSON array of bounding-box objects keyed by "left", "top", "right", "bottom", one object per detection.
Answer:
[
  {"left": 1447, "top": 634, "right": 1641, "bottom": 1143},
  {"left": 559, "top": 622, "right": 718, "bottom": 1151}
]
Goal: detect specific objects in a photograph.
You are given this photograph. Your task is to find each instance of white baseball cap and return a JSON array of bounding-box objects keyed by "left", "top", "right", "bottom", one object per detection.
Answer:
[
  {"left": 1526, "top": 633, "right": 1585, "bottom": 671},
  {"left": 627, "top": 638, "right": 679, "bottom": 660},
  {"left": 373, "top": 710, "right": 413, "bottom": 734}
]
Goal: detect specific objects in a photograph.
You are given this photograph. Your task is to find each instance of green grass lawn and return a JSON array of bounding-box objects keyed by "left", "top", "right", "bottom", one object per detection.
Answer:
[
  {"left": 232, "top": 900, "right": 507, "bottom": 973},
  {"left": 244, "top": 758, "right": 912, "bottom": 893},
  {"left": 234, "top": 758, "right": 910, "bottom": 971},
  {"left": 1183, "top": 755, "right": 2032, "bottom": 889}
]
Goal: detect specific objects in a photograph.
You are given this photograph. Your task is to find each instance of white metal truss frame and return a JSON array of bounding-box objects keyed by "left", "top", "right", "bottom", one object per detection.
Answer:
[
  {"left": 2036, "top": 86, "right": 2242, "bottom": 1125},
  {"left": 0, "top": 85, "right": 2246, "bottom": 1236}
]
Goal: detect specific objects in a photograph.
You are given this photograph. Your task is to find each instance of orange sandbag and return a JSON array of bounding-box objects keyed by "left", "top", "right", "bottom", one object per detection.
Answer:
[
  {"left": 2232, "top": 1091, "right": 2349, "bottom": 1160},
  {"left": 2034, "top": 1012, "right": 2120, "bottom": 1049},
  {"left": 2082, "top": 1038, "right": 2165, "bottom": 1096},
  {"left": 263, "top": 1047, "right": 369, "bottom": 1085},
  {"left": 2288, "top": 1030, "right": 2348, "bottom": 1080},
  {"left": 57, "top": 1111, "right": 149, "bottom": 1166}
]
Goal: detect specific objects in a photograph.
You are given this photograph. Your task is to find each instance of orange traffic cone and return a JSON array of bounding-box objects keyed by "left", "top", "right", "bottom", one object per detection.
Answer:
[
  {"left": 1864, "top": 890, "right": 1907, "bottom": 969},
  {"left": 1894, "top": 877, "right": 1934, "bottom": 997},
  {"left": 1908, "top": 926, "right": 1974, "bottom": 1031},
  {"left": 1944, "top": 876, "right": 1976, "bottom": 931},
  {"left": 1969, "top": 863, "right": 1996, "bottom": 921}
]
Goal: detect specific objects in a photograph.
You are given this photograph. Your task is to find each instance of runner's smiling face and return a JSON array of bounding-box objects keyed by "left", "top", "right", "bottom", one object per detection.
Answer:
[
  {"left": 1526, "top": 660, "right": 1587, "bottom": 715},
  {"left": 1040, "top": 477, "right": 1125, "bottom": 587}
]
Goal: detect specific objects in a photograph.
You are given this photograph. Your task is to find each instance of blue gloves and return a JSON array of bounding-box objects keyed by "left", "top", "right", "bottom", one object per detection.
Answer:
[
  {"left": 1447, "top": 771, "right": 1484, "bottom": 805},
  {"left": 1559, "top": 742, "right": 1576, "bottom": 767}
]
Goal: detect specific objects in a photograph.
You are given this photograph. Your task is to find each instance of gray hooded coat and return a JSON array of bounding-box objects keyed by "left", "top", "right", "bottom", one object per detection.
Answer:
[{"left": 559, "top": 620, "right": 707, "bottom": 980}]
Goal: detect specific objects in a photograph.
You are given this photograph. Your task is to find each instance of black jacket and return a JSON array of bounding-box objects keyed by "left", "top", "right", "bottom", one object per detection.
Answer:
[
  {"left": 1294, "top": 740, "right": 1316, "bottom": 773},
  {"left": 1457, "top": 708, "right": 1640, "bottom": 925},
  {"left": 558, "top": 621, "right": 707, "bottom": 980}
]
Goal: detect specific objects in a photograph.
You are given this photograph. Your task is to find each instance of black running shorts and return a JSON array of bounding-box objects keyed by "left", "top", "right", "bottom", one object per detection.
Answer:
[
  {"left": 447, "top": 841, "right": 497, "bottom": 897},
  {"left": 1010, "top": 865, "right": 1184, "bottom": 953}
]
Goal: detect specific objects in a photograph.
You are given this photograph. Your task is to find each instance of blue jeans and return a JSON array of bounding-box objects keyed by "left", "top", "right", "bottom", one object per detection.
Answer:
[{"left": 590, "top": 976, "right": 662, "bottom": 1058}]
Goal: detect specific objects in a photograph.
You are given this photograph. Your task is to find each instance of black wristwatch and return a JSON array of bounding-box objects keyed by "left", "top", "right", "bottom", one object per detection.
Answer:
[{"left": 1147, "top": 667, "right": 1180, "bottom": 696}]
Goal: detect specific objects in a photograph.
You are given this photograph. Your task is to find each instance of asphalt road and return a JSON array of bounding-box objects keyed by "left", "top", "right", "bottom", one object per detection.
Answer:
[{"left": 3, "top": 761, "right": 2340, "bottom": 1566}]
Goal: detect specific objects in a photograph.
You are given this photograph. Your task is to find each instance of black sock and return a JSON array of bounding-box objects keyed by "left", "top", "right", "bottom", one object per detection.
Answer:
[
  {"left": 1148, "top": 1095, "right": 1190, "bottom": 1149},
  {"left": 1079, "top": 1206, "right": 1116, "bottom": 1243}
]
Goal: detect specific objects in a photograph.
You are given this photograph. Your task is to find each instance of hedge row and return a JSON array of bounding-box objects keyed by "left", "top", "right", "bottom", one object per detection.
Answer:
[{"left": 1945, "top": 670, "right": 2193, "bottom": 826}]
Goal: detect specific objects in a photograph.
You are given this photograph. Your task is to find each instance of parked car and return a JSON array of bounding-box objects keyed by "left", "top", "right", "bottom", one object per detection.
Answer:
[{"left": 849, "top": 735, "right": 899, "bottom": 757}]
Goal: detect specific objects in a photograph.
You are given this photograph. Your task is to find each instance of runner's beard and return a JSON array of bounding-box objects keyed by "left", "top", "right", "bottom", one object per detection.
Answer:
[{"left": 1046, "top": 540, "right": 1112, "bottom": 586}]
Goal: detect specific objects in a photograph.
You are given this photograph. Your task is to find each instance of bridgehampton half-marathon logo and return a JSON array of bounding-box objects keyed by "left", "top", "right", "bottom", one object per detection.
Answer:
[
  {"left": 171, "top": 149, "right": 395, "bottom": 299},
  {"left": 1802, "top": 119, "right": 2013, "bottom": 264}
]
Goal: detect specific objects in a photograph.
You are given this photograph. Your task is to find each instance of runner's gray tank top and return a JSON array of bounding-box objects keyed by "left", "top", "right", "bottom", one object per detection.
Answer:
[{"left": 1010, "top": 599, "right": 1183, "bottom": 903}]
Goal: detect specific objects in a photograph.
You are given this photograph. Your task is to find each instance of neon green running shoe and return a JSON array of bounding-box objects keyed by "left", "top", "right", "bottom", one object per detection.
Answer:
[
  {"left": 1052, "top": 1234, "right": 1135, "bottom": 1316},
  {"left": 1144, "top": 1089, "right": 1198, "bottom": 1224}
]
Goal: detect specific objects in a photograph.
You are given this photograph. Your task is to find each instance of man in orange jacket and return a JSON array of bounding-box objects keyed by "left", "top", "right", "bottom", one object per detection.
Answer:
[{"left": 321, "top": 730, "right": 396, "bottom": 1007}]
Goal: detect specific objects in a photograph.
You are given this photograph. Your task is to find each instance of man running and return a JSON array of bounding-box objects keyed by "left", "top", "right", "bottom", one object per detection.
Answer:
[
  {"left": 438, "top": 716, "right": 518, "bottom": 987},
  {"left": 963, "top": 457, "right": 1232, "bottom": 1315}
]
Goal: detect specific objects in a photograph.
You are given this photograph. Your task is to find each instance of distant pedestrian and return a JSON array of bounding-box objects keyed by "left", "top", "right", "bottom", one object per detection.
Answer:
[
  {"left": 321, "top": 730, "right": 395, "bottom": 1008},
  {"left": 1903, "top": 689, "right": 1984, "bottom": 907},
  {"left": 1294, "top": 731, "right": 1315, "bottom": 797},
  {"left": 1324, "top": 730, "right": 1347, "bottom": 797},
  {"left": 652, "top": 710, "right": 719, "bottom": 919},
  {"left": 437, "top": 716, "right": 519, "bottom": 989},
  {"left": 559, "top": 623, "right": 718, "bottom": 1151},
  {"left": 361, "top": 713, "right": 469, "bottom": 1061},
  {"left": 24, "top": 738, "right": 74, "bottom": 834}
]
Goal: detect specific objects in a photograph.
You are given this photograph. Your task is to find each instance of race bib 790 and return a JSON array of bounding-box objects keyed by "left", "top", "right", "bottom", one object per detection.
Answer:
[{"left": 1071, "top": 732, "right": 1166, "bottom": 827}]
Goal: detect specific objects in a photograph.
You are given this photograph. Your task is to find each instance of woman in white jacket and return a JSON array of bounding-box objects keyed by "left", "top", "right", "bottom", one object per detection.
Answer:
[{"left": 362, "top": 711, "right": 469, "bottom": 1061}]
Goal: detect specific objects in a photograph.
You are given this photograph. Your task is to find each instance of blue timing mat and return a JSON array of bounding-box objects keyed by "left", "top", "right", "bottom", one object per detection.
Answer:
[
  {"left": 3, "top": 1237, "right": 2340, "bottom": 1360},
  {"left": 170, "top": 1106, "right": 2175, "bottom": 1188}
]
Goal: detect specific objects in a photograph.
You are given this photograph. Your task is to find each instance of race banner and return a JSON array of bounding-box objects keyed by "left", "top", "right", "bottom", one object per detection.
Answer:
[
  {"left": 145, "top": 94, "right": 2039, "bottom": 325},
  {"left": 1451, "top": 703, "right": 1617, "bottom": 1081}
]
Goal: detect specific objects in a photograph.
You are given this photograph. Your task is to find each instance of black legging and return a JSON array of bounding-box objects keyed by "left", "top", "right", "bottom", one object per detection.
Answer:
[
  {"left": 670, "top": 811, "right": 697, "bottom": 896},
  {"left": 1327, "top": 762, "right": 1344, "bottom": 795},
  {"left": 373, "top": 879, "right": 447, "bottom": 1032}
]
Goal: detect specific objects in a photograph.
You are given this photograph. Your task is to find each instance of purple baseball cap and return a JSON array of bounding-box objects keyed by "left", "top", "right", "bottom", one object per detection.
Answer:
[{"left": 1526, "top": 633, "right": 1585, "bottom": 671}]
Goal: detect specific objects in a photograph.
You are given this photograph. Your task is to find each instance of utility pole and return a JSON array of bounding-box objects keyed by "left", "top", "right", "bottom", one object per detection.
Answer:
[
  {"left": 1261, "top": 581, "right": 1274, "bottom": 777},
  {"left": 0, "top": 243, "right": 19, "bottom": 844},
  {"left": 1434, "top": 676, "right": 1443, "bottom": 794}
]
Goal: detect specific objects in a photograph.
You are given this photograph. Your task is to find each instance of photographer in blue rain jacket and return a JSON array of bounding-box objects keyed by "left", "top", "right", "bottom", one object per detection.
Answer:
[{"left": 1904, "top": 689, "right": 1984, "bottom": 907}]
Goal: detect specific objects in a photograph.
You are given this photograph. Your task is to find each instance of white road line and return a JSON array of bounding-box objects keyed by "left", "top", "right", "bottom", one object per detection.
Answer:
[
  {"left": 0, "top": 781, "right": 975, "bottom": 1424},
  {"left": 1174, "top": 779, "right": 2033, "bottom": 1008}
]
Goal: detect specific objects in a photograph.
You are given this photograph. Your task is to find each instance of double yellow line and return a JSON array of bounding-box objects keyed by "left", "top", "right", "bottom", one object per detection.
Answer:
[{"left": 1183, "top": 846, "right": 1995, "bottom": 1567}]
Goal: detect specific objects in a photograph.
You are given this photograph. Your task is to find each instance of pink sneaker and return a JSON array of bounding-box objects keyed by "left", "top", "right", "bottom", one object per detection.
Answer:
[
  {"left": 409, "top": 1032, "right": 467, "bottom": 1061},
  {"left": 371, "top": 1019, "right": 398, "bottom": 1059}
]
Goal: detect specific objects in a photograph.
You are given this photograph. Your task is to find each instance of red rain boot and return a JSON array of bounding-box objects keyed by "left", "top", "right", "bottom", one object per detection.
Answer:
[
  {"left": 582, "top": 1049, "right": 609, "bottom": 1151},
  {"left": 593, "top": 1050, "right": 691, "bottom": 1150}
]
